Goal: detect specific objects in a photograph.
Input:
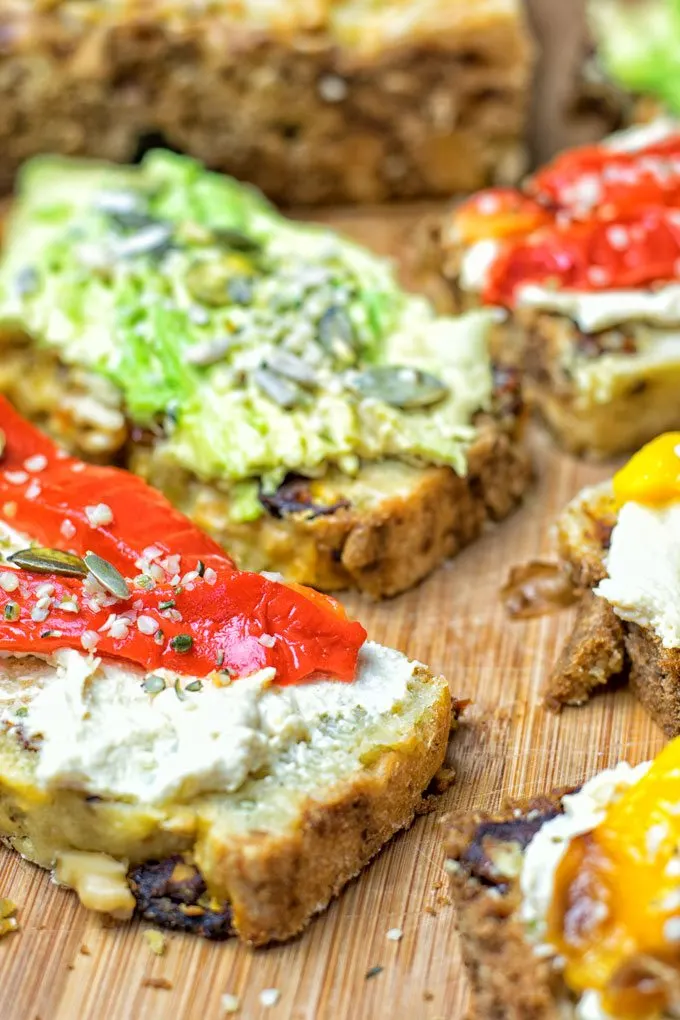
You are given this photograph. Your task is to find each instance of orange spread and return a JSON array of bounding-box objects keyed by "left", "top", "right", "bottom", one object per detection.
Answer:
[
  {"left": 547, "top": 738, "right": 680, "bottom": 1018},
  {"left": 613, "top": 432, "right": 680, "bottom": 508}
]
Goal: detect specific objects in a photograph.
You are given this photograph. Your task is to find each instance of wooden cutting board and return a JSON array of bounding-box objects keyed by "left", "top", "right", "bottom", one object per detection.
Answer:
[{"left": 0, "top": 207, "right": 665, "bottom": 1020}]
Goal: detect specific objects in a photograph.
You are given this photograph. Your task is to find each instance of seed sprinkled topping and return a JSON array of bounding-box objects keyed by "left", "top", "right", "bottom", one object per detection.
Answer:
[
  {"left": 85, "top": 503, "right": 114, "bottom": 528},
  {"left": 83, "top": 552, "right": 130, "bottom": 600},
  {"left": 143, "top": 674, "right": 166, "bottom": 695},
  {"left": 0, "top": 572, "right": 19, "bottom": 593},
  {"left": 24, "top": 454, "right": 47, "bottom": 473},
  {"left": 185, "top": 680, "right": 202, "bottom": 693},
  {"left": 3, "top": 602, "right": 19, "bottom": 621},
  {"left": 137, "top": 615, "right": 159, "bottom": 635}
]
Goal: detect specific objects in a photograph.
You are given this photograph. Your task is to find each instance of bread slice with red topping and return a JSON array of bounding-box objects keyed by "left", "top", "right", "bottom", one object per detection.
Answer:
[
  {"left": 438, "top": 118, "right": 680, "bottom": 459},
  {"left": 0, "top": 397, "right": 455, "bottom": 945}
]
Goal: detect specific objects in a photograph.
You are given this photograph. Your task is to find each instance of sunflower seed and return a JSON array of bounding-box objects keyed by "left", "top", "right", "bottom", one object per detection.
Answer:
[
  {"left": 317, "top": 306, "right": 357, "bottom": 365},
  {"left": 186, "top": 255, "right": 256, "bottom": 307},
  {"left": 213, "top": 228, "right": 262, "bottom": 253},
  {"left": 143, "top": 674, "right": 166, "bottom": 695},
  {"left": 83, "top": 552, "right": 130, "bottom": 599},
  {"left": 253, "top": 368, "right": 302, "bottom": 409},
  {"left": 112, "top": 224, "right": 173, "bottom": 260},
  {"left": 264, "top": 350, "right": 318, "bottom": 388},
  {"left": 346, "top": 366, "right": 448, "bottom": 409},
  {"left": 186, "top": 335, "right": 235, "bottom": 367},
  {"left": 8, "top": 547, "right": 88, "bottom": 578}
]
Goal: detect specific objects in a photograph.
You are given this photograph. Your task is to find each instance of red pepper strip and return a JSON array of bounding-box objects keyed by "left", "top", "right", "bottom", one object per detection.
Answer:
[
  {"left": 0, "top": 570, "right": 365, "bottom": 685},
  {"left": 528, "top": 135, "right": 680, "bottom": 217},
  {"left": 0, "top": 397, "right": 228, "bottom": 577},
  {"left": 483, "top": 207, "right": 680, "bottom": 307},
  {"left": 0, "top": 397, "right": 366, "bottom": 684}
]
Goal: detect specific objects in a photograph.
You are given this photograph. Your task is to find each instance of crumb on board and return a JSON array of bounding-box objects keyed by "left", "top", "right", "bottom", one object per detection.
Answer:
[
  {"left": 221, "top": 993, "right": 240, "bottom": 1014},
  {"left": 80, "top": 943, "right": 91, "bottom": 956},
  {"left": 386, "top": 928, "right": 403, "bottom": 942},
  {"left": 259, "top": 988, "right": 280, "bottom": 1007},
  {"left": 423, "top": 991, "right": 434, "bottom": 1002},
  {"left": 142, "top": 977, "right": 173, "bottom": 991},
  {"left": 143, "top": 929, "right": 167, "bottom": 956},
  {"left": 365, "top": 965, "right": 384, "bottom": 980},
  {"left": 0, "top": 898, "right": 18, "bottom": 937},
  {"left": 423, "top": 905, "right": 437, "bottom": 916}
]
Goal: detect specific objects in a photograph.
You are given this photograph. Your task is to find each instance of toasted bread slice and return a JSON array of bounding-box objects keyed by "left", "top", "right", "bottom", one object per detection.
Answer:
[
  {"left": 0, "top": 0, "right": 533, "bottom": 205},
  {"left": 445, "top": 795, "right": 568, "bottom": 1020},
  {"left": 1, "top": 647, "right": 454, "bottom": 945},
  {"left": 437, "top": 119, "right": 680, "bottom": 460},
  {"left": 0, "top": 335, "right": 530, "bottom": 600},
  {"left": 544, "top": 480, "right": 680, "bottom": 736}
]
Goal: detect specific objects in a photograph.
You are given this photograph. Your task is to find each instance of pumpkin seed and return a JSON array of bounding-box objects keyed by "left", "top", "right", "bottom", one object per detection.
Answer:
[
  {"left": 186, "top": 255, "right": 257, "bottom": 307},
  {"left": 264, "top": 350, "right": 318, "bottom": 388},
  {"left": 253, "top": 367, "right": 302, "bottom": 409},
  {"left": 213, "top": 228, "right": 262, "bottom": 253},
  {"left": 185, "top": 680, "right": 202, "bottom": 693},
  {"left": 8, "top": 547, "right": 88, "bottom": 578},
  {"left": 143, "top": 674, "right": 166, "bottom": 695},
  {"left": 186, "top": 335, "right": 235, "bottom": 367},
  {"left": 346, "top": 366, "right": 449, "bottom": 409},
  {"left": 174, "top": 677, "right": 187, "bottom": 701},
  {"left": 83, "top": 552, "right": 130, "bottom": 599},
  {"left": 15, "top": 266, "right": 39, "bottom": 297},
  {"left": 317, "top": 306, "right": 357, "bottom": 365},
  {"left": 113, "top": 223, "right": 173, "bottom": 260},
  {"left": 170, "top": 633, "right": 193, "bottom": 653}
]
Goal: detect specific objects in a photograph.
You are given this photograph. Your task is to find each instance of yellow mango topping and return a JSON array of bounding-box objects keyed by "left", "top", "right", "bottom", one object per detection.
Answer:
[
  {"left": 613, "top": 432, "right": 680, "bottom": 508},
  {"left": 547, "top": 737, "right": 680, "bottom": 1018}
]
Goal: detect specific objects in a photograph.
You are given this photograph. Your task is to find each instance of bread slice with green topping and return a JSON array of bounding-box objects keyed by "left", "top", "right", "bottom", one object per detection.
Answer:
[{"left": 0, "top": 151, "right": 530, "bottom": 597}]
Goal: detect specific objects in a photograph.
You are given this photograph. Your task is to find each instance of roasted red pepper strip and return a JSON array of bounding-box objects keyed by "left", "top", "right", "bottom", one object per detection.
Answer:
[
  {"left": 528, "top": 135, "right": 680, "bottom": 217},
  {"left": 0, "top": 398, "right": 366, "bottom": 685},
  {"left": 483, "top": 207, "right": 680, "bottom": 307}
]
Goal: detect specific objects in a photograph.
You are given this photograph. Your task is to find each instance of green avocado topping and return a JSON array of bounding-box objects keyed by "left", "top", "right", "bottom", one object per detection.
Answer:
[
  {"left": 0, "top": 151, "right": 494, "bottom": 514},
  {"left": 590, "top": 0, "right": 680, "bottom": 113}
]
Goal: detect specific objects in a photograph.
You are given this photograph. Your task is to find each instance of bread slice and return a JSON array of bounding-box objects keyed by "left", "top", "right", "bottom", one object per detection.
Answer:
[
  {"left": 0, "top": 151, "right": 532, "bottom": 598},
  {"left": 437, "top": 119, "right": 680, "bottom": 459},
  {"left": 445, "top": 794, "right": 569, "bottom": 1020},
  {"left": 1, "top": 644, "right": 455, "bottom": 945},
  {"left": 541, "top": 480, "right": 680, "bottom": 736},
  {"left": 0, "top": 0, "right": 533, "bottom": 204}
]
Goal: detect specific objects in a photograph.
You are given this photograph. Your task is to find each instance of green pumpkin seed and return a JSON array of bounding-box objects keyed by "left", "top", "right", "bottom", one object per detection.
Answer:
[
  {"left": 185, "top": 680, "right": 202, "bottom": 693},
  {"left": 113, "top": 223, "right": 173, "bottom": 260},
  {"left": 346, "top": 366, "right": 449, "bottom": 410},
  {"left": 186, "top": 255, "right": 257, "bottom": 307},
  {"left": 213, "top": 228, "right": 262, "bottom": 253},
  {"left": 174, "top": 677, "right": 186, "bottom": 701},
  {"left": 186, "top": 335, "right": 235, "bottom": 367},
  {"left": 143, "top": 674, "right": 166, "bottom": 695},
  {"left": 264, "top": 350, "right": 318, "bottom": 388},
  {"left": 8, "top": 547, "right": 88, "bottom": 578},
  {"left": 317, "top": 306, "right": 357, "bottom": 365},
  {"left": 83, "top": 552, "right": 130, "bottom": 600},
  {"left": 170, "top": 633, "right": 193, "bottom": 653},
  {"left": 253, "top": 367, "right": 302, "bottom": 409}
]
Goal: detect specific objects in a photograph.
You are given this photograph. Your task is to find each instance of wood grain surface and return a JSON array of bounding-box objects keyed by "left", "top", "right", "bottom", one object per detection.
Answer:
[{"left": 0, "top": 208, "right": 665, "bottom": 1020}]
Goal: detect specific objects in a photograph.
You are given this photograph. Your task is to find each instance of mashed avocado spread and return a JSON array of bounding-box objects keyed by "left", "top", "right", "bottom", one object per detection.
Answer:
[{"left": 0, "top": 151, "right": 493, "bottom": 521}]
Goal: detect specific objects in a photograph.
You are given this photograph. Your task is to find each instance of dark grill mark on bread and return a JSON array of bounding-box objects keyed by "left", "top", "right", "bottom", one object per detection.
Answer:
[
  {"left": 129, "top": 856, "right": 234, "bottom": 940},
  {"left": 259, "top": 476, "right": 351, "bottom": 520}
]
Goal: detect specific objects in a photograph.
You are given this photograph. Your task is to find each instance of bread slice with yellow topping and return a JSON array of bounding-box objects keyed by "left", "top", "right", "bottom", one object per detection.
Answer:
[
  {"left": 533, "top": 433, "right": 680, "bottom": 735},
  {"left": 446, "top": 740, "right": 680, "bottom": 1020},
  {"left": 0, "top": 150, "right": 530, "bottom": 598},
  {"left": 0, "top": 397, "right": 455, "bottom": 945}
]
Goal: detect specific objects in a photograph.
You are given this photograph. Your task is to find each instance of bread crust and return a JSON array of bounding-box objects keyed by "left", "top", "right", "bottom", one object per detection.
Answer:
[
  {"left": 0, "top": 1, "right": 533, "bottom": 204},
  {"left": 445, "top": 795, "right": 570, "bottom": 1020},
  {"left": 0, "top": 668, "right": 454, "bottom": 944}
]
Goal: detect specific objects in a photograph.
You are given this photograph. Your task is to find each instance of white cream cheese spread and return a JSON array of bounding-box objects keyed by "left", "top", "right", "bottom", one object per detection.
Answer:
[
  {"left": 595, "top": 501, "right": 680, "bottom": 647},
  {"left": 1, "top": 641, "right": 416, "bottom": 805}
]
